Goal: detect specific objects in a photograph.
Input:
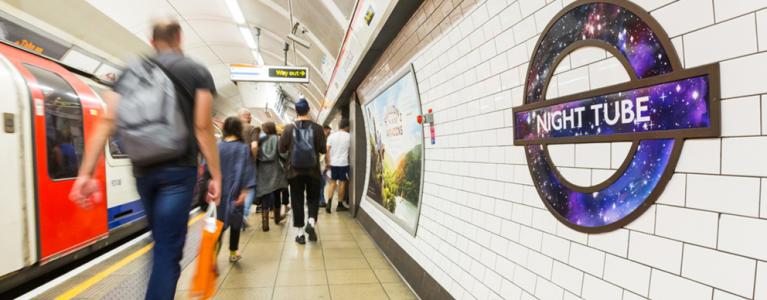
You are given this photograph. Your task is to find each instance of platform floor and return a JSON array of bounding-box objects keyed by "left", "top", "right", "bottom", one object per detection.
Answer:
[{"left": 32, "top": 206, "right": 417, "bottom": 300}]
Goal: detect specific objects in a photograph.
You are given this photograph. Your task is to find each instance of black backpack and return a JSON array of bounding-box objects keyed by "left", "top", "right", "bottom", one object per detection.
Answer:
[{"left": 291, "top": 121, "right": 317, "bottom": 168}]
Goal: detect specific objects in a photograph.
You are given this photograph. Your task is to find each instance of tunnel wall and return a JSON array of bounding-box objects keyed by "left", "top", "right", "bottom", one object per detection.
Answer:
[{"left": 354, "top": 0, "right": 767, "bottom": 299}]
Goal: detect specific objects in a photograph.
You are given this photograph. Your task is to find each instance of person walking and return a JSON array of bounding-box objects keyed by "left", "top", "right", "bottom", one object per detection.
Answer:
[
  {"left": 255, "top": 122, "right": 288, "bottom": 231},
  {"left": 69, "top": 20, "right": 221, "bottom": 300},
  {"left": 215, "top": 117, "right": 255, "bottom": 262},
  {"left": 325, "top": 119, "right": 351, "bottom": 213},
  {"left": 279, "top": 98, "right": 326, "bottom": 244},
  {"left": 238, "top": 108, "right": 260, "bottom": 228},
  {"left": 318, "top": 124, "right": 331, "bottom": 208}
]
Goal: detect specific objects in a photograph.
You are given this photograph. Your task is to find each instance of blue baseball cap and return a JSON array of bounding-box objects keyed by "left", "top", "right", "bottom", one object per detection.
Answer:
[{"left": 295, "top": 98, "right": 310, "bottom": 115}]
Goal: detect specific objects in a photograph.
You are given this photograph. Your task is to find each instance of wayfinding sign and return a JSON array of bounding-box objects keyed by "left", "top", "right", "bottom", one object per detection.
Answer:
[{"left": 230, "top": 64, "right": 309, "bottom": 83}]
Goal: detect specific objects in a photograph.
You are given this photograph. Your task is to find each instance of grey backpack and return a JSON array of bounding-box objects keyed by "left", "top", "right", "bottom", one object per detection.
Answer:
[{"left": 116, "top": 58, "right": 189, "bottom": 166}]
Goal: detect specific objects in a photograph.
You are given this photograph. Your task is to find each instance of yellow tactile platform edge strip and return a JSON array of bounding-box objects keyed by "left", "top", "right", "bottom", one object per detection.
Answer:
[{"left": 55, "top": 213, "right": 205, "bottom": 300}]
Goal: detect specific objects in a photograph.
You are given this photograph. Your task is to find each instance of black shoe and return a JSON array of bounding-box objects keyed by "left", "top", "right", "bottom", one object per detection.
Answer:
[
  {"left": 305, "top": 224, "right": 317, "bottom": 242},
  {"left": 295, "top": 235, "right": 306, "bottom": 245},
  {"left": 325, "top": 204, "right": 332, "bottom": 214},
  {"left": 336, "top": 205, "right": 349, "bottom": 212},
  {"left": 319, "top": 202, "right": 327, "bottom": 208}
]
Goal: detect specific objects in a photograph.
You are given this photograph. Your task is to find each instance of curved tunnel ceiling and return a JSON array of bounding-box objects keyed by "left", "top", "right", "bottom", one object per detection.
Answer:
[{"left": 85, "top": 0, "right": 356, "bottom": 116}]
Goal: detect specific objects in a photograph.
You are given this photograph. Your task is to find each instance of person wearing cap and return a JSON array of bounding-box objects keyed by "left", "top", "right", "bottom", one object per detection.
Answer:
[{"left": 279, "top": 99, "right": 326, "bottom": 244}]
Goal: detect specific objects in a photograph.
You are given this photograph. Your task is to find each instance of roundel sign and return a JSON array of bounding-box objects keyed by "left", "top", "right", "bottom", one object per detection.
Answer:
[{"left": 513, "top": 0, "right": 720, "bottom": 232}]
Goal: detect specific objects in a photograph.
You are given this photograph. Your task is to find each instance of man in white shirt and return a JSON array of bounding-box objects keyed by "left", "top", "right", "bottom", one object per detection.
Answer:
[{"left": 325, "top": 119, "right": 351, "bottom": 213}]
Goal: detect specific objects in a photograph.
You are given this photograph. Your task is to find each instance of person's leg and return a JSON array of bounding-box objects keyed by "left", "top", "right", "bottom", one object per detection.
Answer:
[
  {"left": 243, "top": 189, "right": 255, "bottom": 226},
  {"left": 325, "top": 173, "right": 337, "bottom": 213},
  {"left": 289, "top": 178, "right": 307, "bottom": 244},
  {"left": 335, "top": 166, "right": 348, "bottom": 211},
  {"left": 304, "top": 175, "right": 322, "bottom": 242},
  {"left": 229, "top": 204, "right": 243, "bottom": 251},
  {"left": 272, "top": 191, "right": 282, "bottom": 224},
  {"left": 260, "top": 193, "right": 272, "bottom": 232},
  {"left": 144, "top": 167, "right": 196, "bottom": 300},
  {"left": 319, "top": 172, "right": 326, "bottom": 207}
]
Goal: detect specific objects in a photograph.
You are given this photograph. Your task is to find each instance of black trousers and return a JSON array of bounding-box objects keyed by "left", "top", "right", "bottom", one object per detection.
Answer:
[
  {"left": 218, "top": 204, "right": 244, "bottom": 252},
  {"left": 289, "top": 175, "right": 321, "bottom": 228},
  {"left": 279, "top": 188, "right": 290, "bottom": 205}
]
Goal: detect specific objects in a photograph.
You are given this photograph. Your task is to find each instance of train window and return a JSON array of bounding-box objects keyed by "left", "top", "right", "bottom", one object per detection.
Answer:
[
  {"left": 108, "top": 135, "right": 128, "bottom": 159},
  {"left": 24, "top": 64, "right": 84, "bottom": 180},
  {"left": 85, "top": 82, "right": 128, "bottom": 160}
]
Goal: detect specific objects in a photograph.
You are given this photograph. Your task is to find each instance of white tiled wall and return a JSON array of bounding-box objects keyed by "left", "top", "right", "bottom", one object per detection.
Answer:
[{"left": 359, "top": 0, "right": 767, "bottom": 299}]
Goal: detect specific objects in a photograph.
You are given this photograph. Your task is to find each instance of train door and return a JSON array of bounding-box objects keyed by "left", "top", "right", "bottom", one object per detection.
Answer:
[
  {"left": 0, "top": 51, "right": 35, "bottom": 276},
  {"left": 0, "top": 45, "right": 108, "bottom": 261}
]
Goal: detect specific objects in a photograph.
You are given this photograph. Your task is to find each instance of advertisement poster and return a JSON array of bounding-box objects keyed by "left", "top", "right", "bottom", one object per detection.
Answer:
[{"left": 364, "top": 65, "right": 423, "bottom": 234}]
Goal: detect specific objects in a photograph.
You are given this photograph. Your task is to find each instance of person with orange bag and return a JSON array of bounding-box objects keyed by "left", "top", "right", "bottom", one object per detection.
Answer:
[{"left": 190, "top": 116, "right": 255, "bottom": 299}]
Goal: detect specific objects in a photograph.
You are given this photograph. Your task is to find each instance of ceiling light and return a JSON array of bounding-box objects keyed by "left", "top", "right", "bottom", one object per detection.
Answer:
[
  {"left": 240, "top": 27, "right": 257, "bottom": 49},
  {"left": 225, "top": 0, "right": 246, "bottom": 24}
]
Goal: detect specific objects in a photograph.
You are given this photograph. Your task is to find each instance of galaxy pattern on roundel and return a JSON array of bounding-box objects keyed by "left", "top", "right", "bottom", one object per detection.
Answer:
[
  {"left": 525, "top": 2, "right": 674, "bottom": 103},
  {"left": 529, "top": 139, "right": 674, "bottom": 227},
  {"left": 521, "top": 2, "right": 683, "bottom": 228}
]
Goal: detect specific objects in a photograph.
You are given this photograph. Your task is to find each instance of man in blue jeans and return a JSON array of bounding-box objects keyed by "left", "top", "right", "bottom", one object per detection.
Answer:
[{"left": 69, "top": 20, "right": 221, "bottom": 300}]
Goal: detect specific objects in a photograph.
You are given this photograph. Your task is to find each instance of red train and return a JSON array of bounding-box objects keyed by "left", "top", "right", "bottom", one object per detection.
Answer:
[{"left": 0, "top": 41, "right": 148, "bottom": 293}]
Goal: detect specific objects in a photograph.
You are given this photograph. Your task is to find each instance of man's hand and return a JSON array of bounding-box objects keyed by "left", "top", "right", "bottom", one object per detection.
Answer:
[
  {"left": 69, "top": 175, "right": 102, "bottom": 209},
  {"left": 207, "top": 177, "right": 221, "bottom": 206}
]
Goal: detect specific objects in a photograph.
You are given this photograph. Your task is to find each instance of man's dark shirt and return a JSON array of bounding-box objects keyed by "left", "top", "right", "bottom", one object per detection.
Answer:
[{"left": 114, "top": 51, "right": 216, "bottom": 176}]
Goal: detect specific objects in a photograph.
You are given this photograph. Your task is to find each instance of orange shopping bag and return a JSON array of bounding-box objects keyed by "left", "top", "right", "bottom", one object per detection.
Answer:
[{"left": 190, "top": 203, "right": 223, "bottom": 299}]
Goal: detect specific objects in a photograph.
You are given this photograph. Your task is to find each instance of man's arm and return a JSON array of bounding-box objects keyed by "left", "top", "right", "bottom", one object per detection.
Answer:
[
  {"left": 194, "top": 89, "right": 222, "bottom": 205},
  {"left": 70, "top": 90, "right": 119, "bottom": 208}
]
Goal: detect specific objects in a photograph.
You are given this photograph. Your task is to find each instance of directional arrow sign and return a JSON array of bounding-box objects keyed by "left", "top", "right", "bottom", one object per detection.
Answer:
[{"left": 230, "top": 64, "right": 309, "bottom": 83}]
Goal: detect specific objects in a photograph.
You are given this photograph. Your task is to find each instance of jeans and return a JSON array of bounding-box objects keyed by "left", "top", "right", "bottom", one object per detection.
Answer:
[
  {"left": 289, "top": 175, "right": 321, "bottom": 228},
  {"left": 136, "top": 167, "right": 196, "bottom": 300},
  {"left": 243, "top": 189, "right": 255, "bottom": 221}
]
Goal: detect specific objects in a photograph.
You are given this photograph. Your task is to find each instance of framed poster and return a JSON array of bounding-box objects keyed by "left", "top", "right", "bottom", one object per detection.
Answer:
[{"left": 363, "top": 64, "right": 424, "bottom": 235}]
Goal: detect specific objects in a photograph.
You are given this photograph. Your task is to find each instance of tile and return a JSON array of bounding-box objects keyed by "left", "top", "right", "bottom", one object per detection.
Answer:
[
  {"left": 226, "top": 259, "right": 280, "bottom": 274},
  {"left": 366, "top": 256, "right": 392, "bottom": 269},
  {"left": 373, "top": 267, "right": 402, "bottom": 283},
  {"left": 272, "top": 285, "right": 331, "bottom": 300},
  {"left": 327, "top": 269, "right": 379, "bottom": 285},
  {"left": 324, "top": 247, "right": 364, "bottom": 259},
  {"left": 219, "top": 269, "right": 278, "bottom": 289},
  {"left": 212, "top": 288, "right": 272, "bottom": 300},
  {"left": 324, "top": 258, "right": 371, "bottom": 270},
  {"left": 275, "top": 270, "right": 328, "bottom": 286},
  {"left": 329, "top": 283, "right": 389, "bottom": 300},
  {"left": 682, "top": 244, "right": 756, "bottom": 298},
  {"left": 382, "top": 282, "right": 418, "bottom": 300},
  {"left": 278, "top": 259, "right": 326, "bottom": 271},
  {"left": 320, "top": 240, "right": 359, "bottom": 249}
]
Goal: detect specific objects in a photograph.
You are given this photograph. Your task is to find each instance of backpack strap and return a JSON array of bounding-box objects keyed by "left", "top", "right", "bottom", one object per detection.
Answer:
[
  {"left": 146, "top": 56, "right": 197, "bottom": 158},
  {"left": 145, "top": 57, "right": 195, "bottom": 101}
]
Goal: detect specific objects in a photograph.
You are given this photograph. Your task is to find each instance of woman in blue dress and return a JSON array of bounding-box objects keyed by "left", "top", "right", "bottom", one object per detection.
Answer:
[{"left": 216, "top": 117, "right": 255, "bottom": 262}]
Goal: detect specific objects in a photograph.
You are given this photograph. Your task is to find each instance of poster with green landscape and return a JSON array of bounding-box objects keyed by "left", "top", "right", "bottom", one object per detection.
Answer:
[{"left": 364, "top": 67, "right": 423, "bottom": 234}]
